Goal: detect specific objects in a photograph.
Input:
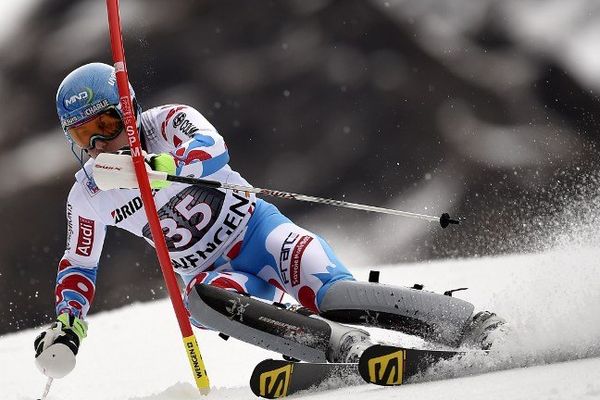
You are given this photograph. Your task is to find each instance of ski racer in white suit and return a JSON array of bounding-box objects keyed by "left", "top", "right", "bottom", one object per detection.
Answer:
[{"left": 34, "top": 62, "right": 505, "bottom": 379}]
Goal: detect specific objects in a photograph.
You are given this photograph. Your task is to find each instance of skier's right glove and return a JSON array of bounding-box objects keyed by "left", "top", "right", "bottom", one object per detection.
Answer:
[
  {"left": 34, "top": 313, "right": 88, "bottom": 378},
  {"left": 145, "top": 152, "right": 176, "bottom": 189}
]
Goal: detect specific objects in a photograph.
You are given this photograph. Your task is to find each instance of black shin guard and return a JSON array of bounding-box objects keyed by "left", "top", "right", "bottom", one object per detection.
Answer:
[
  {"left": 319, "top": 281, "right": 474, "bottom": 346},
  {"left": 187, "top": 284, "right": 369, "bottom": 362}
]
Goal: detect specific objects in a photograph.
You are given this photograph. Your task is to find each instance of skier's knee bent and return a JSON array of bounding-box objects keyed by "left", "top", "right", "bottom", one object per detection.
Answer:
[
  {"left": 183, "top": 268, "right": 287, "bottom": 329},
  {"left": 275, "top": 232, "right": 356, "bottom": 313},
  {"left": 304, "top": 274, "right": 355, "bottom": 314},
  {"left": 183, "top": 271, "right": 250, "bottom": 329}
]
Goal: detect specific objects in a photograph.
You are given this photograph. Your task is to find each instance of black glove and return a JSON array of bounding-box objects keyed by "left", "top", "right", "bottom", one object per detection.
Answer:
[{"left": 34, "top": 313, "right": 87, "bottom": 378}]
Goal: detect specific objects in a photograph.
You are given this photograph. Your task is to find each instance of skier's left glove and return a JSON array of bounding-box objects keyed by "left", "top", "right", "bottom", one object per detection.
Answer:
[
  {"left": 34, "top": 313, "right": 88, "bottom": 378},
  {"left": 145, "top": 153, "right": 176, "bottom": 189}
]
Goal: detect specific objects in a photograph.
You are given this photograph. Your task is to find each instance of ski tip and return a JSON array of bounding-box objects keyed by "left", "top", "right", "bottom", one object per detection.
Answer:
[
  {"left": 358, "top": 345, "right": 407, "bottom": 386},
  {"left": 250, "top": 359, "right": 293, "bottom": 398}
]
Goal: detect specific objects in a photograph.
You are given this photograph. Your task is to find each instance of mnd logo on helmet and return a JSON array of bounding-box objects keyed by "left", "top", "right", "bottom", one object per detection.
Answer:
[{"left": 65, "top": 88, "right": 93, "bottom": 108}]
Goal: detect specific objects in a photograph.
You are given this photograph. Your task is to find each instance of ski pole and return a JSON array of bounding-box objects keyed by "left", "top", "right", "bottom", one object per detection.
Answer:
[
  {"left": 37, "top": 377, "right": 53, "bottom": 400},
  {"left": 93, "top": 153, "right": 460, "bottom": 228},
  {"left": 167, "top": 174, "right": 459, "bottom": 228}
]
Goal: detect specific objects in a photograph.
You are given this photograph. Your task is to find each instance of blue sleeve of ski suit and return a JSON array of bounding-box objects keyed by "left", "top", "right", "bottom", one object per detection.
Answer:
[{"left": 173, "top": 132, "right": 230, "bottom": 178}]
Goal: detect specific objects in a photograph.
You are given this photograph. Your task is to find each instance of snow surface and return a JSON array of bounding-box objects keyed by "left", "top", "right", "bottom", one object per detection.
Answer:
[{"left": 2, "top": 246, "right": 600, "bottom": 400}]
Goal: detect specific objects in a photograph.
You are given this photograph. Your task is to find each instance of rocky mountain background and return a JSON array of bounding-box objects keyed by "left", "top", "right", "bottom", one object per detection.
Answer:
[{"left": 1, "top": 0, "right": 600, "bottom": 335}]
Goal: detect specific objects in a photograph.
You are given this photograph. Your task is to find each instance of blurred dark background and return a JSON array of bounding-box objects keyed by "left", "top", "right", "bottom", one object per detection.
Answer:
[{"left": 1, "top": 0, "right": 600, "bottom": 335}]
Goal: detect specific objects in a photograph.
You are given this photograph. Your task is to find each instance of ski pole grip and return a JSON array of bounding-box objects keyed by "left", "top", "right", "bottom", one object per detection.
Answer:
[{"left": 440, "top": 213, "right": 460, "bottom": 228}]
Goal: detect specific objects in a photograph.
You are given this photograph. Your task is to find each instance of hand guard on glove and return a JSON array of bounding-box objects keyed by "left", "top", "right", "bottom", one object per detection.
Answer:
[
  {"left": 34, "top": 313, "right": 88, "bottom": 378},
  {"left": 93, "top": 150, "right": 177, "bottom": 191}
]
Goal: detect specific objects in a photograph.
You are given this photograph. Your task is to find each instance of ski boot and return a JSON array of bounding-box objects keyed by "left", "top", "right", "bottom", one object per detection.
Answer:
[
  {"left": 285, "top": 303, "right": 374, "bottom": 363},
  {"left": 334, "top": 330, "right": 374, "bottom": 363},
  {"left": 461, "top": 311, "right": 508, "bottom": 350}
]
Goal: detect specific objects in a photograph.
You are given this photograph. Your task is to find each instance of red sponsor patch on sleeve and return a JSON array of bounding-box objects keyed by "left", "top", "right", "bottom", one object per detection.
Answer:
[
  {"left": 290, "top": 235, "right": 313, "bottom": 287},
  {"left": 75, "top": 216, "right": 95, "bottom": 256}
]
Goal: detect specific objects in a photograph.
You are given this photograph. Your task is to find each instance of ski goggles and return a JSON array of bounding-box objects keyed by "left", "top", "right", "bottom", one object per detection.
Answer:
[{"left": 65, "top": 107, "right": 124, "bottom": 151}]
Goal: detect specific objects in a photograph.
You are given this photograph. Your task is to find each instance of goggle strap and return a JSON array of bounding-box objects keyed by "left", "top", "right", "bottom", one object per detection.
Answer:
[{"left": 70, "top": 144, "right": 92, "bottom": 181}]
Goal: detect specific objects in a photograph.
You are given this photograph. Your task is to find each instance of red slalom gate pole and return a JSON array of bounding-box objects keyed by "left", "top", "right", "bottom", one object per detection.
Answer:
[{"left": 105, "top": 0, "right": 210, "bottom": 394}]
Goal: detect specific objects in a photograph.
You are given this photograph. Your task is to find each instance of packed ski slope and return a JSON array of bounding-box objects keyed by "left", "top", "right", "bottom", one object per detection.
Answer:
[{"left": 3, "top": 245, "right": 600, "bottom": 400}]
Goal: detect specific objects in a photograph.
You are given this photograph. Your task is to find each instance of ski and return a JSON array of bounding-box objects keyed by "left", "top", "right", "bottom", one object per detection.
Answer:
[
  {"left": 358, "top": 344, "right": 462, "bottom": 386},
  {"left": 250, "top": 345, "right": 472, "bottom": 398},
  {"left": 249, "top": 359, "right": 360, "bottom": 398}
]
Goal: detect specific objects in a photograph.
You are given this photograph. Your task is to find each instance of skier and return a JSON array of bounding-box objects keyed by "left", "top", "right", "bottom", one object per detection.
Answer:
[{"left": 34, "top": 62, "right": 505, "bottom": 379}]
